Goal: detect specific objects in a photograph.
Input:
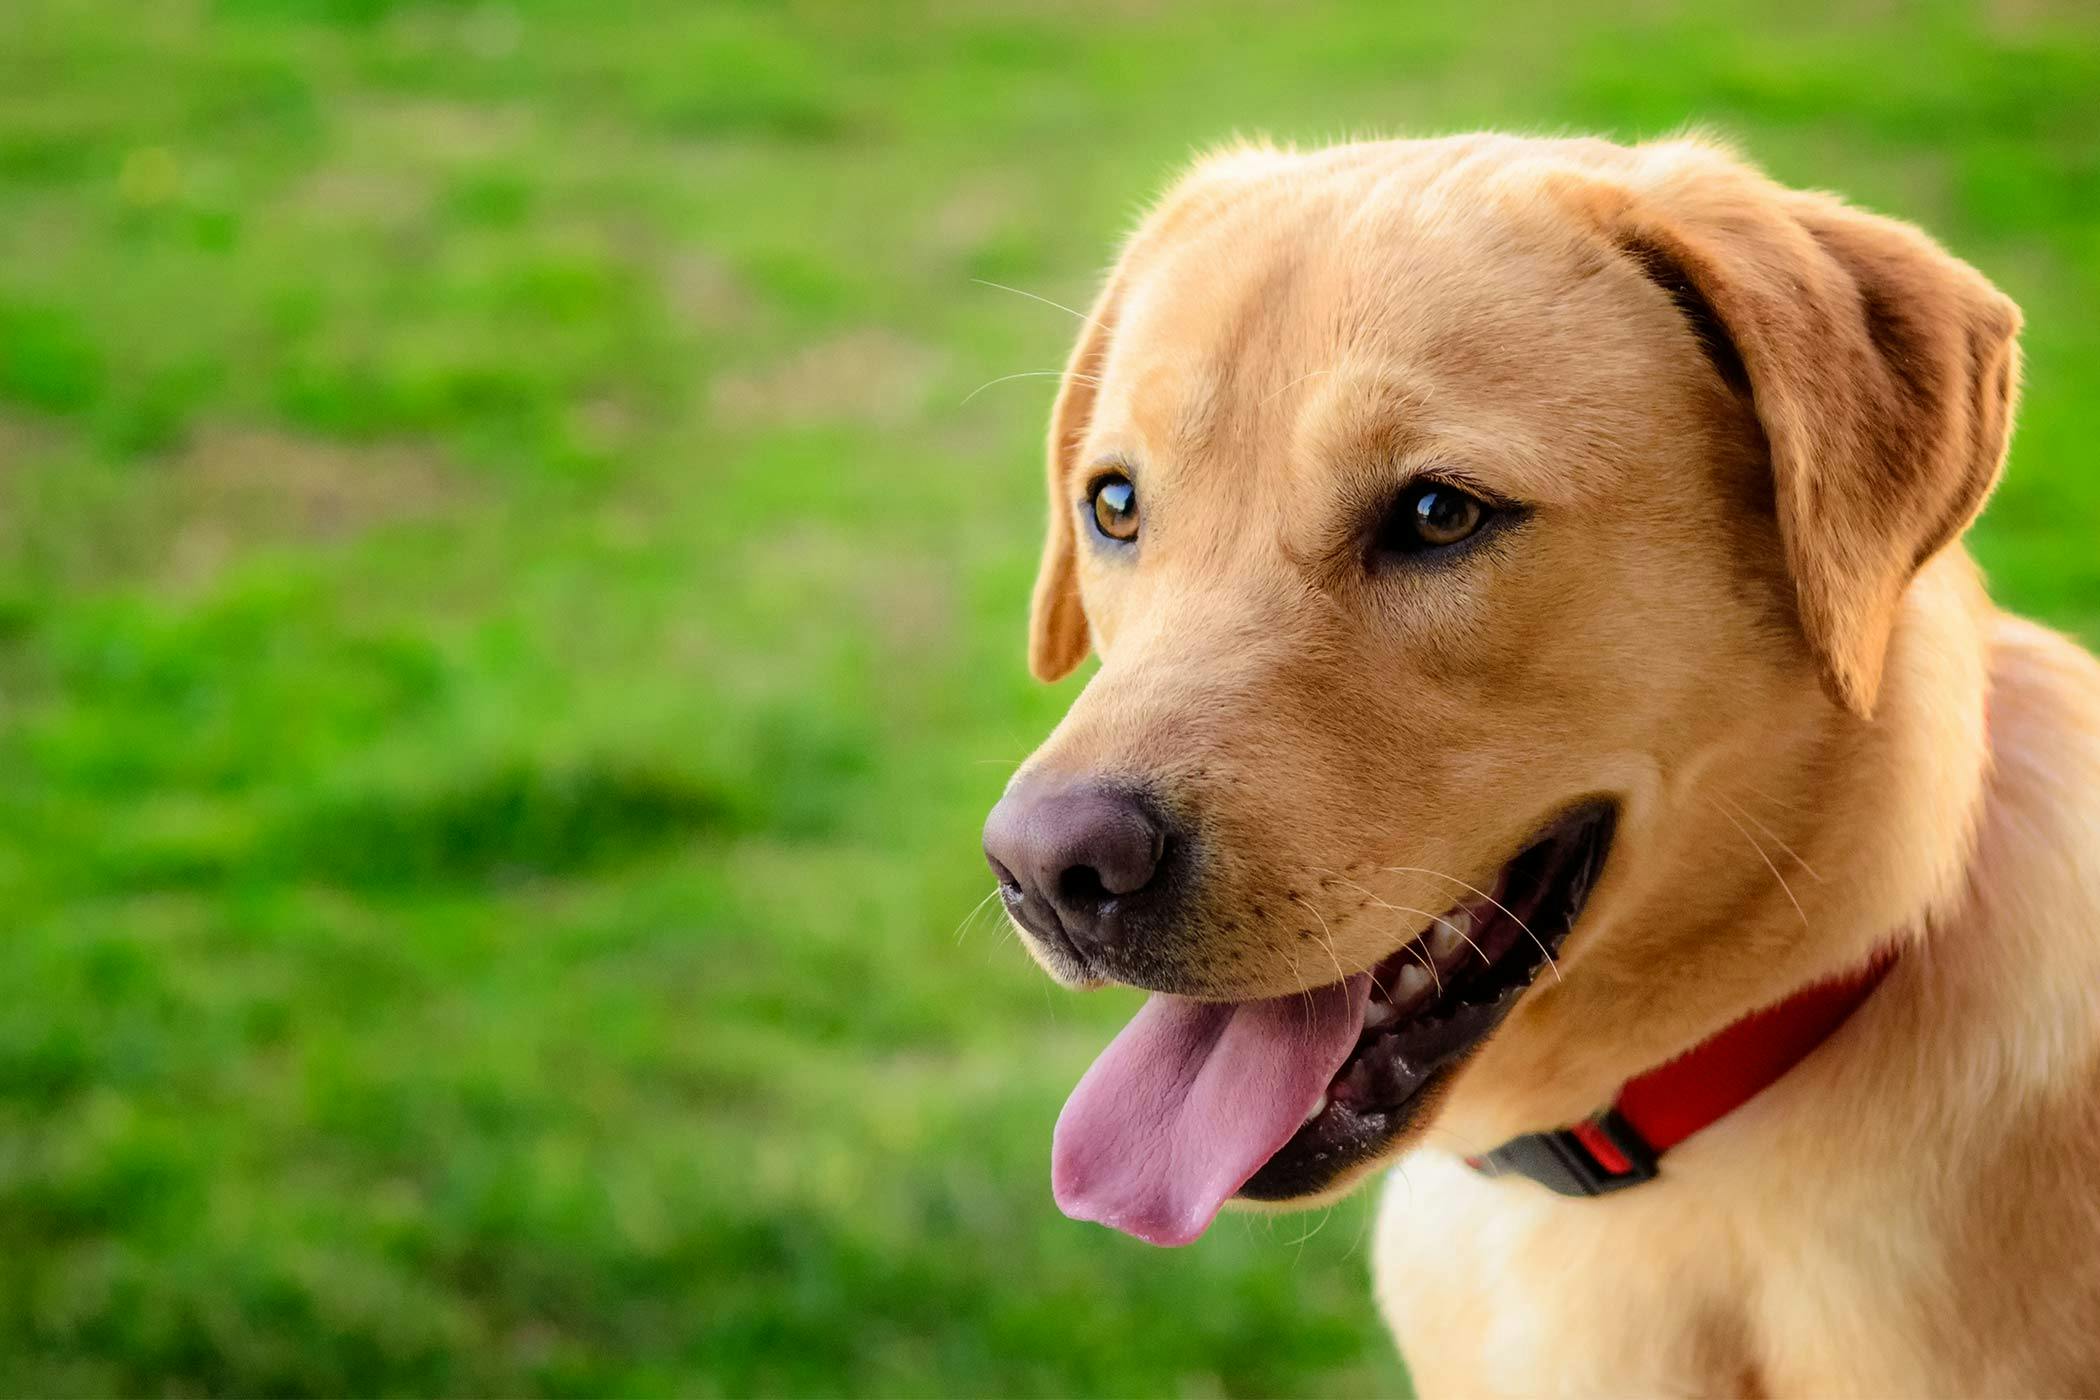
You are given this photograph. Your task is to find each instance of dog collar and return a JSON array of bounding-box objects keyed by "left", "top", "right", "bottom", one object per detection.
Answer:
[{"left": 1467, "top": 950, "right": 1897, "bottom": 1196}]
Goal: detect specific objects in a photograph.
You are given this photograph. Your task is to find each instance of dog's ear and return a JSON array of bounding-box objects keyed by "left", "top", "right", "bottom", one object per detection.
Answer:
[
  {"left": 1599, "top": 154, "right": 2021, "bottom": 717},
  {"left": 1027, "top": 277, "right": 1120, "bottom": 682}
]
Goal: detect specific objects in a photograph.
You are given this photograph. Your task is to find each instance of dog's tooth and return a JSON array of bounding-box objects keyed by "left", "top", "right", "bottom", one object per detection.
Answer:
[
  {"left": 1303, "top": 1092, "right": 1329, "bottom": 1124},
  {"left": 1363, "top": 998, "right": 1398, "bottom": 1029},
  {"left": 1390, "top": 961, "right": 1433, "bottom": 1011},
  {"left": 1426, "top": 910, "right": 1473, "bottom": 962}
]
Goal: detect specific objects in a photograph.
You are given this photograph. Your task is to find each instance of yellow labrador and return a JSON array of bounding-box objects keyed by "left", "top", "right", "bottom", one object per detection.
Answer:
[{"left": 982, "top": 135, "right": 2100, "bottom": 1394}]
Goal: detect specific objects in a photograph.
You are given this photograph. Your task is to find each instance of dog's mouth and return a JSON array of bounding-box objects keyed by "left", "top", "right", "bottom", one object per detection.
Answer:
[{"left": 1051, "top": 799, "right": 1616, "bottom": 1247}]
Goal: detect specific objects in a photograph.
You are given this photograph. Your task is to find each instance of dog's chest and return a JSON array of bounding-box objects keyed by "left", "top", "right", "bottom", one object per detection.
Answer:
[
  {"left": 1366, "top": 1147, "right": 1995, "bottom": 1395},
  {"left": 1371, "top": 1154, "right": 1760, "bottom": 1396}
]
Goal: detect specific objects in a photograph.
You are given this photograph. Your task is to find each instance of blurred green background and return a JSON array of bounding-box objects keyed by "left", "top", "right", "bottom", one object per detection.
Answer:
[{"left": 1, "top": 0, "right": 2096, "bottom": 1394}]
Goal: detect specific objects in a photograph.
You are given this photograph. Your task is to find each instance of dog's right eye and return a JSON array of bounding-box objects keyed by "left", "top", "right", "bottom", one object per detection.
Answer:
[
  {"left": 1088, "top": 472, "right": 1140, "bottom": 543},
  {"left": 1375, "top": 480, "right": 1496, "bottom": 559}
]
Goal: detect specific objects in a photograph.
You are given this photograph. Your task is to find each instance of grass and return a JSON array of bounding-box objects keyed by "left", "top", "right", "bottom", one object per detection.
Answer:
[{"left": 1, "top": 0, "right": 2096, "bottom": 1394}]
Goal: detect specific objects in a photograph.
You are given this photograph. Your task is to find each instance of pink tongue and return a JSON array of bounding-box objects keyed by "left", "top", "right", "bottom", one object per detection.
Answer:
[{"left": 1052, "top": 975, "right": 1370, "bottom": 1246}]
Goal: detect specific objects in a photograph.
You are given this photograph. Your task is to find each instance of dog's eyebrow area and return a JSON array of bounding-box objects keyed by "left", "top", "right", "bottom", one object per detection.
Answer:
[
  {"left": 1271, "top": 365, "right": 1403, "bottom": 464},
  {"left": 1272, "top": 341, "right": 1608, "bottom": 507},
  {"left": 1287, "top": 396, "right": 1461, "bottom": 496},
  {"left": 1292, "top": 385, "right": 1585, "bottom": 513}
]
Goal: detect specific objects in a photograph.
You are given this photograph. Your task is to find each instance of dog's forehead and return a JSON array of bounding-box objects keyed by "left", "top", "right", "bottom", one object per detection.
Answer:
[{"left": 1085, "top": 169, "right": 1660, "bottom": 505}]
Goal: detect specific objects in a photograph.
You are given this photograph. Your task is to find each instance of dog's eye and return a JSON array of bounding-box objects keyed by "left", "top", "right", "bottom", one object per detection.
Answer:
[
  {"left": 1089, "top": 472, "right": 1140, "bottom": 543},
  {"left": 1380, "top": 481, "right": 1490, "bottom": 555}
]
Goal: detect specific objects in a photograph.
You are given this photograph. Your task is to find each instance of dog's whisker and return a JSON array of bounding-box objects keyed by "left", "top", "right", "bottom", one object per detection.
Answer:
[
  {"left": 1290, "top": 892, "right": 1349, "bottom": 1032},
  {"left": 1305, "top": 868, "right": 1443, "bottom": 993},
  {"left": 1342, "top": 1183, "right": 1377, "bottom": 1265},
  {"left": 975, "top": 755, "right": 1032, "bottom": 789},
  {"left": 959, "top": 369, "right": 1101, "bottom": 406},
  {"left": 970, "top": 276, "right": 1110, "bottom": 332},
  {"left": 1379, "top": 900, "right": 1491, "bottom": 983},
  {"left": 1284, "top": 1202, "right": 1335, "bottom": 1253},
  {"left": 1387, "top": 1161, "right": 1413, "bottom": 1215},
  {"left": 952, "top": 886, "right": 999, "bottom": 944},
  {"left": 1707, "top": 795, "right": 1810, "bottom": 929},
  {"left": 1417, "top": 1123, "right": 1497, "bottom": 1159},
  {"left": 1380, "top": 865, "right": 1562, "bottom": 985},
  {"left": 1716, "top": 791, "right": 1823, "bottom": 883},
  {"left": 1258, "top": 365, "right": 1334, "bottom": 408},
  {"left": 1378, "top": 918, "right": 1445, "bottom": 995},
  {"left": 986, "top": 898, "right": 1020, "bottom": 946},
  {"left": 953, "top": 885, "right": 1005, "bottom": 946},
  {"left": 1403, "top": 941, "right": 1444, "bottom": 997},
  {"left": 1310, "top": 866, "right": 1490, "bottom": 991},
  {"left": 1728, "top": 774, "right": 1811, "bottom": 817}
]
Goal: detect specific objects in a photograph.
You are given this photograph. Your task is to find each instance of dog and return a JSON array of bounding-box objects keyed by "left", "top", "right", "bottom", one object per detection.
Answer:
[{"left": 981, "top": 134, "right": 2100, "bottom": 1394}]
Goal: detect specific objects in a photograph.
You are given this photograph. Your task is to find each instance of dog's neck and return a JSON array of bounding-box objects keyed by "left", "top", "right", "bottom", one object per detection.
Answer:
[{"left": 1445, "top": 549, "right": 1995, "bottom": 1149}]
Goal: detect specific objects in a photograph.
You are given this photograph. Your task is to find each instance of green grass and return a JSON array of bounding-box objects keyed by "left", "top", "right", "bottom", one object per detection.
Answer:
[{"left": 1, "top": 1, "right": 2097, "bottom": 1394}]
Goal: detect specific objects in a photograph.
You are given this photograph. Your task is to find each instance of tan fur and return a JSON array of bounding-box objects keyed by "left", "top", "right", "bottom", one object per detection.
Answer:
[{"left": 1006, "top": 134, "right": 2100, "bottom": 1392}]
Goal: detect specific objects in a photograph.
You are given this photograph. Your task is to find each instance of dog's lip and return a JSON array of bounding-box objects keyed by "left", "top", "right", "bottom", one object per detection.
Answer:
[
  {"left": 991, "top": 859, "right": 1083, "bottom": 959},
  {"left": 995, "top": 877, "right": 1114, "bottom": 990},
  {"left": 1237, "top": 799, "right": 1618, "bottom": 1202}
]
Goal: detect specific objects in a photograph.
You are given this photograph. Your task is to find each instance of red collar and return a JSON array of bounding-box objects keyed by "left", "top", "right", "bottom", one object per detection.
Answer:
[{"left": 1469, "top": 949, "right": 1898, "bottom": 1196}]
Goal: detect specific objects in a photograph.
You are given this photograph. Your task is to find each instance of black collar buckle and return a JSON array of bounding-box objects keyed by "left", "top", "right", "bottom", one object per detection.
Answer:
[{"left": 1469, "top": 1108, "right": 1660, "bottom": 1197}]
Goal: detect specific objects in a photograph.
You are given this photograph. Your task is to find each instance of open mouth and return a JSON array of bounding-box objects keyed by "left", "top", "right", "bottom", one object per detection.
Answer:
[
  {"left": 1051, "top": 799, "right": 1616, "bottom": 1247},
  {"left": 1242, "top": 799, "right": 1616, "bottom": 1201}
]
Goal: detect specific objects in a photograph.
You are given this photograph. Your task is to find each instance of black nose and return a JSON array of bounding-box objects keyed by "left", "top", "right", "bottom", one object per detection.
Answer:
[{"left": 983, "top": 783, "right": 1167, "bottom": 956}]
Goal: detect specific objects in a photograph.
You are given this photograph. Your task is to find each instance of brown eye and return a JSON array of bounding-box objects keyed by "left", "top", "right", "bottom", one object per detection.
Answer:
[
  {"left": 1089, "top": 473, "right": 1139, "bottom": 543},
  {"left": 1381, "top": 481, "right": 1490, "bottom": 555}
]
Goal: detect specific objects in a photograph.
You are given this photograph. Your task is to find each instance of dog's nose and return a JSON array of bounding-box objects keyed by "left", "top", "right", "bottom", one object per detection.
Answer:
[{"left": 983, "top": 784, "right": 1166, "bottom": 955}]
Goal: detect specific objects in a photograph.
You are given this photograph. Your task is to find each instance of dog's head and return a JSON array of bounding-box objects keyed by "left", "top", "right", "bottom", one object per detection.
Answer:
[{"left": 983, "top": 136, "right": 2019, "bottom": 1245}]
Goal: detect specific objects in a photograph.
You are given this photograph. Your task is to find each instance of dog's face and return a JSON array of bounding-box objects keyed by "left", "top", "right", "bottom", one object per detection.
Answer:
[{"left": 984, "top": 136, "right": 2018, "bottom": 1246}]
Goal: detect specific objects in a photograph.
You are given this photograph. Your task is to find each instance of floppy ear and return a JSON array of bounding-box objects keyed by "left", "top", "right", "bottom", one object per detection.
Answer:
[
  {"left": 1601, "top": 160, "right": 2021, "bottom": 717},
  {"left": 1027, "top": 277, "right": 1121, "bottom": 682}
]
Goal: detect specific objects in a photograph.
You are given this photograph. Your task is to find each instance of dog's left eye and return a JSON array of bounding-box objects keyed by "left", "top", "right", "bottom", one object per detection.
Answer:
[
  {"left": 1088, "top": 472, "right": 1140, "bottom": 543},
  {"left": 1378, "top": 481, "right": 1492, "bottom": 556}
]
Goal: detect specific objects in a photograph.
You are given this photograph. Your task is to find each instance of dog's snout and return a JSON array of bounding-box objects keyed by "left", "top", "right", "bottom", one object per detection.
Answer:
[{"left": 984, "top": 784, "right": 1168, "bottom": 956}]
